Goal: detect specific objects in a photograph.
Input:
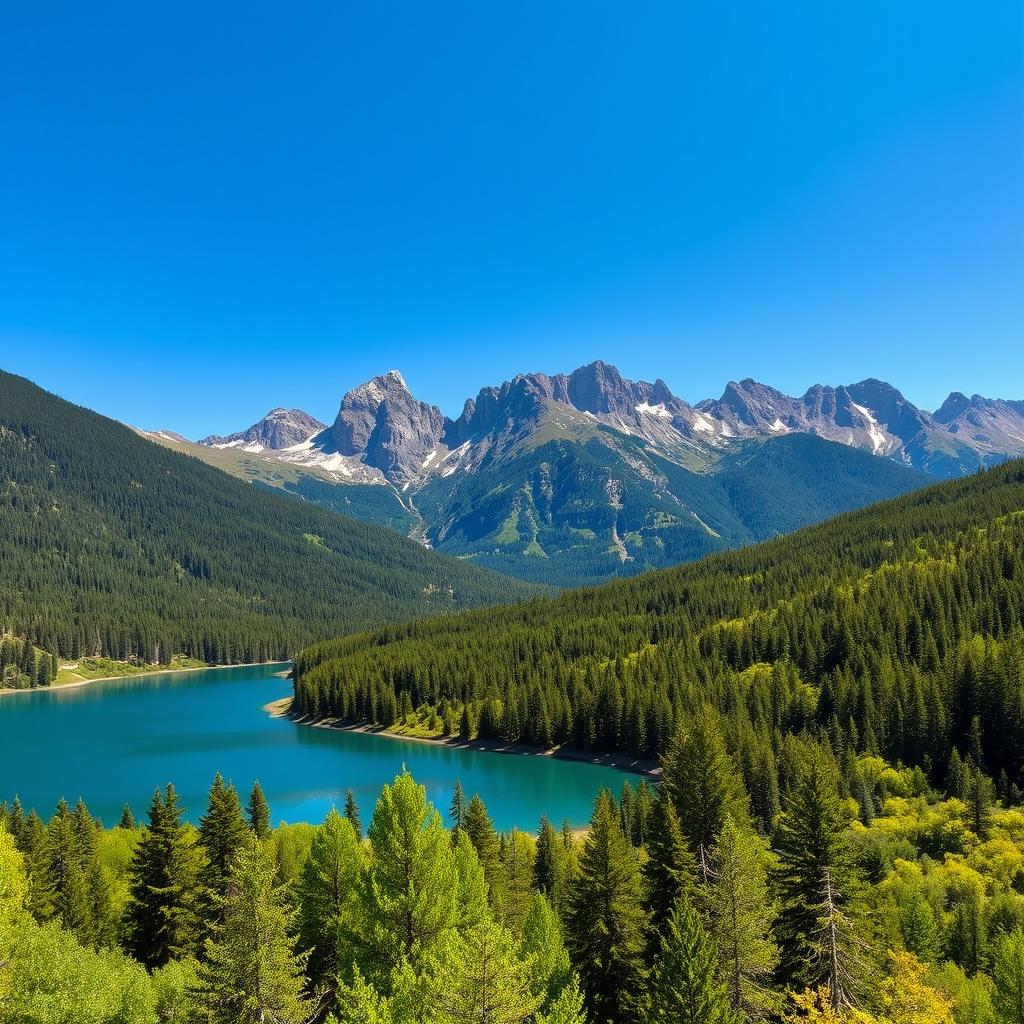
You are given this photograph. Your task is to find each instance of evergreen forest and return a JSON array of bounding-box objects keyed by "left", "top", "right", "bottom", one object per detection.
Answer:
[
  {"left": 0, "top": 371, "right": 534, "bottom": 675},
  {"left": 294, "top": 460, "right": 1024, "bottom": 798}
]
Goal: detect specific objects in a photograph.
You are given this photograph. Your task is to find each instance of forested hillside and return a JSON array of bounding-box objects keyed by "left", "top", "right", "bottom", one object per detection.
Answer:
[
  {"left": 0, "top": 371, "right": 534, "bottom": 671},
  {"left": 294, "top": 460, "right": 1024, "bottom": 791}
]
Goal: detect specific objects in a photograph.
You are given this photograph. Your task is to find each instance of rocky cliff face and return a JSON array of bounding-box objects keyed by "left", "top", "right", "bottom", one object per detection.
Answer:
[{"left": 324, "top": 370, "right": 446, "bottom": 485}]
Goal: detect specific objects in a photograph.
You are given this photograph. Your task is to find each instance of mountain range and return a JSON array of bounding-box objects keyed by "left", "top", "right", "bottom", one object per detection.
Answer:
[{"left": 140, "top": 361, "right": 1023, "bottom": 586}]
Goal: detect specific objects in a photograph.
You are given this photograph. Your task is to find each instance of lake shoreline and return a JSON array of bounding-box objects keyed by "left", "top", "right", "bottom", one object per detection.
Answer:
[
  {"left": 0, "top": 660, "right": 290, "bottom": 697},
  {"left": 266, "top": 697, "right": 660, "bottom": 777}
]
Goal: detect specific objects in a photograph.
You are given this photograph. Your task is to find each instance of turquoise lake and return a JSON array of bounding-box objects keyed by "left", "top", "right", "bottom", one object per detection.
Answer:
[{"left": 0, "top": 663, "right": 632, "bottom": 830}]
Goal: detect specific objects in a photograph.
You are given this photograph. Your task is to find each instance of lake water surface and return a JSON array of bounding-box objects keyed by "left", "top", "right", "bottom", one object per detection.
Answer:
[{"left": 0, "top": 663, "right": 631, "bottom": 830}]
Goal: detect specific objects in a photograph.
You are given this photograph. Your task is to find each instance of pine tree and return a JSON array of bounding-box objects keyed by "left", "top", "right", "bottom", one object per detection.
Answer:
[
  {"left": 775, "top": 749, "right": 867, "bottom": 1006},
  {"left": 124, "top": 784, "right": 203, "bottom": 968},
  {"left": 361, "top": 770, "right": 461, "bottom": 977},
  {"left": 198, "top": 773, "right": 248, "bottom": 930},
  {"left": 344, "top": 788, "right": 362, "bottom": 838},
  {"left": 246, "top": 781, "right": 270, "bottom": 840},
  {"left": 566, "top": 790, "right": 648, "bottom": 1024},
  {"left": 707, "top": 815, "right": 779, "bottom": 1019},
  {"left": 436, "top": 917, "right": 543, "bottom": 1024},
  {"left": 900, "top": 892, "right": 939, "bottom": 962},
  {"left": 643, "top": 895, "right": 736, "bottom": 1024},
  {"left": 643, "top": 792, "right": 698, "bottom": 947},
  {"left": 533, "top": 816, "right": 570, "bottom": 915},
  {"left": 662, "top": 707, "right": 749, "bottom": 877},
  {"left": 118, "top": 803, "right": 136, "bottom": 829},
  {"left": 463, "top": 793, "right": 507, "bottom": 909},
  {"left": 297, "top": 807, "right": 366, "bottom": 995},
  {"left": 450, "top": 779, "right": 467, "bottom": 834},
  {"left": 196, "top": 834, "right": 313, "bottom": 1024},
  {"left": 964, "top": 764, "right": 995, "bottom": 840},
  {"left": 502, "top": 828, "right": 536, "bottom": 932}
]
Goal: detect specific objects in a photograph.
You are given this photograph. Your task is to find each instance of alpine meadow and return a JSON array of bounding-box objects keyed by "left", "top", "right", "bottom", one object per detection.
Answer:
[{"left": 2, "top": 3, "right": 1023, "bottom": 1024}]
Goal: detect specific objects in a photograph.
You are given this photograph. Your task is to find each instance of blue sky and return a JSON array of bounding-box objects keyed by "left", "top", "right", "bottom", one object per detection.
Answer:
[{"left": 1, "top": 2, "right": 1021, "bottom": 435}]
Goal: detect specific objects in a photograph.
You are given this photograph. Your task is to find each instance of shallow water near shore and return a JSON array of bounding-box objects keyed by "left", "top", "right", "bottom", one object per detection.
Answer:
[{"left": 0, "top": 663, "right": 632, "bottom": 830}]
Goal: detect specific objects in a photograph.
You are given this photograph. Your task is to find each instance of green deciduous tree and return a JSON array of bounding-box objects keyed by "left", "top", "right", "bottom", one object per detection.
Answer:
[{"left": 993, "top": 929, "right": 1024, "bottom": 1024}]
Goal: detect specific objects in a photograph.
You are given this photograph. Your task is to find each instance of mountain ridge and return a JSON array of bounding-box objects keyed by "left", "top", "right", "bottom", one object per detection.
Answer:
[{"left": 196, "top": 361, "right": 1024, "bottom": 485}]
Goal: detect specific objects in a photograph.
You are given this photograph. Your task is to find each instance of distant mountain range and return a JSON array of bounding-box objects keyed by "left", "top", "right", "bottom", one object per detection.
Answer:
[{"left": 145, "top": 362, "right": 1023, "bottom": 586}]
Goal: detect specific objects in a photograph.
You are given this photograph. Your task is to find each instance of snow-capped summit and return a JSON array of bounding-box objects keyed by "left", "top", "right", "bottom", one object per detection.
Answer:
[{"left": 201, "top": 408, "right": 325, "bottom": 452}]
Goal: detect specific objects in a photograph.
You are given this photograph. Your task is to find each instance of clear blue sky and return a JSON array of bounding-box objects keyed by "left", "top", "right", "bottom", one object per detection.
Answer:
[{"left": 2, "top": 2, "right": 1022, "bottom": 435}]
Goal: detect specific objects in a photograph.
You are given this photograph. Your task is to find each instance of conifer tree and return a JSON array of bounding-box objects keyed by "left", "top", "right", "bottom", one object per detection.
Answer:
[
  {"left": 361, "top": 770, "right": 460, "bottom": 977},
  {"left": 297, "top": 807, "right": 365, "bottom": 995},
  {"left": 197, "top": 834, "right": 313, "bottom": 1024},
  {"left": 246, "top": 781, "right": 270, "bottom": 840},
  {"left": 775, "top": 749, "right": 867, "bottom": 1006},
  {"left": 566, "top": 790, "right": 647, "bottom": 1024},
  {"left": 707, "top": 815, "right": 779, "bottom": 1019},
  {"left": 450, "top": 779, "right": 467, "bottom": 834},
  {"left": 964, "top": 764, "right": 995, "bottom": 840},
  {"left": 643, "top": 895, "right": 736, "bottom": 1024},
  {"left": 124, "top": 784, "right": 203, "bottom": 968},
  {"left": 464, "top": 793, "right": 508, "bottom": 909},
  {"left": 900, "top": 892, "right": 939, "bottom": 962},
  {"left": 502, "top": 828, "right": 536, "bottom": 932},
  {"left": 344, "top": 788, "right": 362, "bottom": 838},
  {"left": 118, "top": 803, "right": 136, "bottom": 829},
  {"left": 533, "top": 817, "right": 570, "bottom": 915},
  {"left": 436, "top": 916, "right": 543, "bottom": 1024},
  {"left": 643, "top": 792, "right": 698, "bottom": 948},
  {"left": 198, "top": 773, "right": 248, "bottom": 930},
  {"left": 662, "top": 707, "right": 749, "bottom": 877}
]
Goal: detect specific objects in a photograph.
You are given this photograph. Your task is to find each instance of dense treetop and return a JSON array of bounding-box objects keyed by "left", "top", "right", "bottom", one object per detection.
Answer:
[{"left": 0, "top": 370, "right": 535, "bottom": 669}]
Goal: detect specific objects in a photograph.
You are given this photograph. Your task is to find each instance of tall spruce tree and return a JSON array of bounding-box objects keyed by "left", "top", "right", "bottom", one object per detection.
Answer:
[
  {"left": 344, "top": 789, "right": 362, "bottom": 838},
  {"left": 774, "top": 750, "right": 867, "bottom": 1008},
  {"left": 566, "top": 790, "right": 648, "bottom": 1024},
  {"left": 124, "top": 784, "right": 202, "bottom": 968},
  {"left": 661, "top": 707, "right": 749, "bottom": 878},
  {"left": 246, "top": 781, "right": 271, "bottom": 841},
  {"left": 533, "top": 816, "right": 570, "bottom": 916},
  {"left": 707, "top": 815, "right": 779, "bottom": 1019},
  {"left": 360, "top": 770, "right": 461, "bottom": 978},
  {"left": 296, "top": 807, "right": 365, "bottom": 996},
  {"left": 463, "top": 793, "right": 508, "bottom": 909},
  {"left": 198, "top": 773, "right": 248, "bottom": 931},
  {"left": 450, "top": 779, "right": 467, "bottom": 834},
  {"left": 643, "top": 792, "right": 698, "bottom": 949},
  {"left": 643, "top": 895, "right": 736, "bottom": 1024}
]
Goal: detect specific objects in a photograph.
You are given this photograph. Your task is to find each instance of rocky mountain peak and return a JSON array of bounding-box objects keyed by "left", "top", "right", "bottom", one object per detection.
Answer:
[
  {"left": 327, "top": 371, "right": 445, "bottom": 484},
  {"left": 200, "top": 408, "right": 325, "bottom": 450}
]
